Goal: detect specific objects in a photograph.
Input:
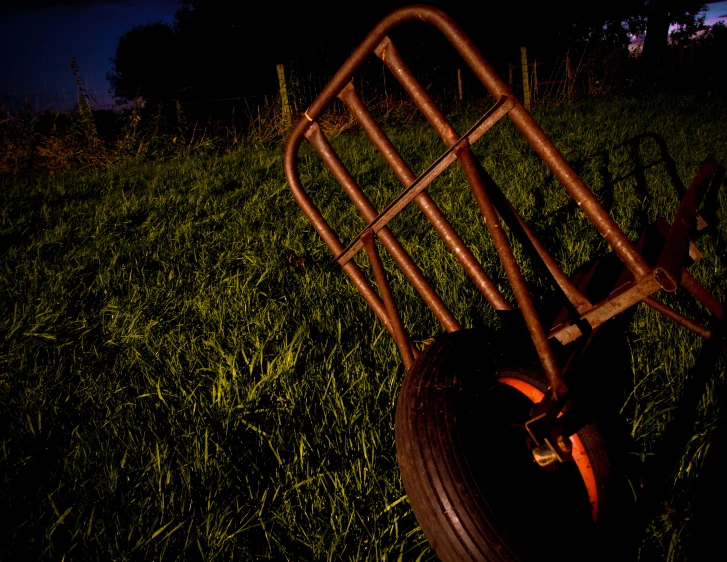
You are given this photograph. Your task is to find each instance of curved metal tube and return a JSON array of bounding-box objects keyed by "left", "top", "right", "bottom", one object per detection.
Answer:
[{"left": 287, "top": 4, "right": 652, "bottom": 281}]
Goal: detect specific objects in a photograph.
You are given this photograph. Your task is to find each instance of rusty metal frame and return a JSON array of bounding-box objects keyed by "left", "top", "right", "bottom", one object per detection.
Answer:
[{"left": 283, "top": 5, "right": 722, "bottom": 400}]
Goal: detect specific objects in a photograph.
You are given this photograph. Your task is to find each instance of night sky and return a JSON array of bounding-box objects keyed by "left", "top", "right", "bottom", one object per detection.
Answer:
[
  {"left": 2, "top": 1, "right": 726, "bottom": 111},
  {"left": 1, "top": 0, "right": 177, "bottom": 109}
]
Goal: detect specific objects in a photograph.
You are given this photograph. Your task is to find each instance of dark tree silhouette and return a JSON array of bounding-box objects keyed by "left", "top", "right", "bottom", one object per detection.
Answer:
[
  {"left": 107, "top": 1, "right": 633, "bottom": 106},
  {"left": 106, "top": 0, "right": 712, "bottom": 114},
  {"left": 627, "top": 1, "right": 707, "bottom": 75},
  {"left": 108, "top": 22, "right": 180, "bottom": 101}
]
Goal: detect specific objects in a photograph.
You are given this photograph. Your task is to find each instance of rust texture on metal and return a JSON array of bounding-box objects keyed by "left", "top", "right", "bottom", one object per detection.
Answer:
[
  {"left": 642, "top": 296, "right": 712, "bottom": 340},
  {"left": 549, "top": 274, "right": 664, "bottom": 345},
  {"left": 680, "top": 270, "right": 724, "bottom": 320},
  {"left": 335, "top": 92, "right": 513, "bottom": 268},
  {"left": 336, "top": 83, "right": 512, "bottom": 311},
  {"left": 472, "top": 163, "right": 593, "bottom": 314},
  {"left": 457, "top": 145, "right": 566, "bottom": 396},
  {"left": 656, "top": 157, "right": 718, "bottom": 290},
  {"left": 304, "top": 122, "right": 462, "bottom": 332},
  {"left": 283, "top": 4, "right": 719, "bottom": 383}
]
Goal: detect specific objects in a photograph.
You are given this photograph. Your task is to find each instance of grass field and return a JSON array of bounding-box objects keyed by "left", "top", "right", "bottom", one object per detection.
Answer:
[{"left": 1, "top": 89, "right": 726, "bottom": 561}]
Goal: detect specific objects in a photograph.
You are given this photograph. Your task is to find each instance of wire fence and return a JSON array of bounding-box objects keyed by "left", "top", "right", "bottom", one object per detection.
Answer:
[
  {"left": 0, "top": 51, "right": 630, "bottom": 124},
  {"left": 1, "top": 89, "right": 117, "bottom": 114},
  {"left": 0, "top": 60, "right": 501, "bottom": 118},
  {"left": 3, "top": 33, "right": 722, "bottom": 122}
]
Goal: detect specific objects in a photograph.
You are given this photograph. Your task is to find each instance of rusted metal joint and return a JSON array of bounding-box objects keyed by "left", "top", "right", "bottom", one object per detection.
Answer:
[
  {"left": 532, "top": 436, "right": 573, "bottom": 467},
  {"left": 524, "top": 390, "right": 587, "bottom": 467}
]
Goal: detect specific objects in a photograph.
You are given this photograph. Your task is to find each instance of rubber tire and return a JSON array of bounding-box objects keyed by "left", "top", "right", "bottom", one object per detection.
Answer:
[{"left": 395, "top": 329, "right": 611, "bottom": 562}]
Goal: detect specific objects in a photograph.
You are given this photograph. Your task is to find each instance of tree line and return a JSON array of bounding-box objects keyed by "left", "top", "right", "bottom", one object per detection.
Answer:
[{"left": 108, "top": 1, "right": 724, "bottom": 117}]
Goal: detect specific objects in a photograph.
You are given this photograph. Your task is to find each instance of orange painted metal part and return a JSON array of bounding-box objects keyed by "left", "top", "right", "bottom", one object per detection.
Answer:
[{"left": 499, "top": 377, "right": 600, "bottom": 522}]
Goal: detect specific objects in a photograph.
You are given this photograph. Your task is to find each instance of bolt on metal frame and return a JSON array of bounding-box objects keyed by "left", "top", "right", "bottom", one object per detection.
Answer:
[{"left": 284, "top": 5, "right": 722, "bottom": 400}]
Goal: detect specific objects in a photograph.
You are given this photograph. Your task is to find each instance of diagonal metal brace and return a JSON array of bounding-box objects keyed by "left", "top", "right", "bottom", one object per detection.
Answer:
[{"left": 335, "top": 95, "right": 514, "bottom": 266}]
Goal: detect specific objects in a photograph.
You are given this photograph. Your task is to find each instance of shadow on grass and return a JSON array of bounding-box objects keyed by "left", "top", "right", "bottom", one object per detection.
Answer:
[
  {"left": 640, "top": 310, "right": 726, "bottom": 559},
  {"left": 475, "top": 136, "right": 725, "bottom": 559},
  {"left": 534, "top": 131, "right": 722, "bottom": 237}
]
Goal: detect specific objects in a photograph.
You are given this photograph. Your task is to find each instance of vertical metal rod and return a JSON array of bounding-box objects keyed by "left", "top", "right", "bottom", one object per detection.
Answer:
[
  {"left": 305, "top": 123, "right": 462, "bottom": 332},
  {"left": 337, "top": 82, "right": 512, "bottom": 311},
  {"left": 458, "top": 146, "right": 567, "bottom": 397},
  {"left": 363, "top": 233, "right": 415, "bottom": 370},
  {"left": 501, "top": 199, "right": 592, "bottom": 313}
]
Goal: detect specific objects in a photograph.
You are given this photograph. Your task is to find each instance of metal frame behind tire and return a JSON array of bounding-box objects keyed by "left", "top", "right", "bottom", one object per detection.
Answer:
[{"left": 395, "top": 329, "right": 611, "bottom": 562}]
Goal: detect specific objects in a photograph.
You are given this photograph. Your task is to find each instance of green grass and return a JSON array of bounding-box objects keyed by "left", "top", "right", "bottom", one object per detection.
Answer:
[{"left": 1, "top": 89, "right": 726, "bottom": 561}]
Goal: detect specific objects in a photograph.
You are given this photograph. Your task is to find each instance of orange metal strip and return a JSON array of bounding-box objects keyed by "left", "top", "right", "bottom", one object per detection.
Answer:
[{"left": 499, "top": 377, "right": 600, "bottom": 521}]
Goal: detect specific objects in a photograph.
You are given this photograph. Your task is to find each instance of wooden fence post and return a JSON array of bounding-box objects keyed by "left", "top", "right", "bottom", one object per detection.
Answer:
[
  {"left": 276, "top": 63, "right": 291, "bottom": 127},
  {"left": 587, "top": 58, "right": 594, "bottom": 96},
  {"left": 566, "top": 55, "right": 574, "bottom": 103},
  {"left": 520, "top": 46, "right": 531, "bottom": 110}
]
